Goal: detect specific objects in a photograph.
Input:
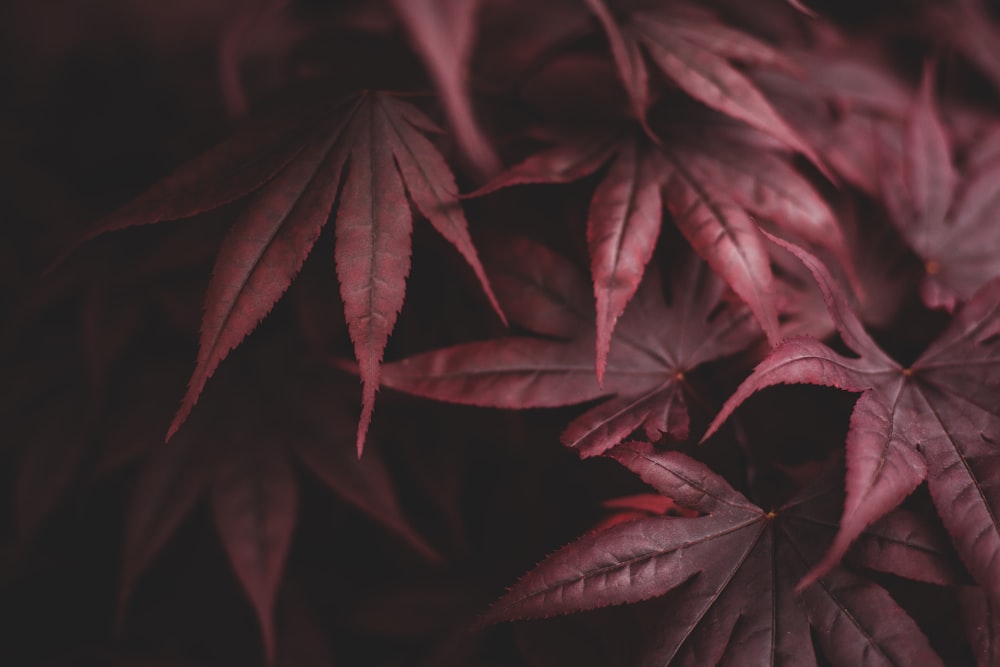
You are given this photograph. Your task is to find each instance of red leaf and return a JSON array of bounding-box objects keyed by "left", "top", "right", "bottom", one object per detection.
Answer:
[
  {"left": 758, "top": 48, "right": 910, "bottom": 194},
  {"left": 480, "top": 444, "right": 946, "bottom": 666},
  {"left": 119, "top": 424, "right": 215, "bottom": 625},
  {"left": 583, "top": 0, "right": 650, "bottom": 127},
  {"left": 670, "top": 135, "right": 846, "bottom": 270},
  {"left": 474, "top": 123, "right": 842, "bottom": 359},
  {"left": 588, "top": 135, "right": 662, "bottom": 384},
  {"left": 167, "top": 101, "right": 357, "bottom": 442},
  {"left": 382, "top": 242, "right": 758, "bottom": 456},
  {"left": 707, "top": 237, "right": 1000, "bottom": 603},
  {"left": 661, "top": 158, "right": 781, "bottom": 345},
  {"left": 393, "top": 0, "right": 500, "bottom": 175},
  {"left": 87, "top": 100, "right": 324, "bottom": 240},
  {"left": 585, "top": 0, "right": 821, "bottom": 166},
  {"left": 470, "top": 129, "right": 619, "bottom": 196},
  {"left": 282, "top": 369, "right": 440, "bottom": 562},
  {"left": 75, "top": 91, "right": 502, "bottom": 455},
  {"left": 483, "top": 236, "right": 592, "bottom": 338},
  {"left": 212, "top": 445, "right": 298, "bottom": 665},
  {"left": 334, "top": 96, "right": 414, "bottom": 458},
  {"left": 850, "top": 507, "right": 963, "bottom": 586},
  {"left": 881, "top": 62, "right": 1000, "bottom": 311}
]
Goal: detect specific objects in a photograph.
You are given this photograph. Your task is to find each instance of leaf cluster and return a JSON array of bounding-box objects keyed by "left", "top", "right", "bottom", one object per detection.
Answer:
[{"left": 4, "top": 0, "right": 1000, "bottom": 665}]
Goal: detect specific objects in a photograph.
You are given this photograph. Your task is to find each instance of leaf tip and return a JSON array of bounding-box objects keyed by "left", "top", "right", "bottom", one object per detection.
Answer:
[{"left": 355, "top": 381, "right": 376, "bottom": 459}]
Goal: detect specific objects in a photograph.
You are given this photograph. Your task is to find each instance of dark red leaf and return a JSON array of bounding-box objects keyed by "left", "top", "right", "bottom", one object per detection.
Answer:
[
  {"left": 382, "top": 241, "right": 758, "bottom": 456},
  {"left": 707, "top": 236, "right": 1000, "bottom": 602},
  {"left": 881, "top": 62, "right": 1000, "bottom": 311},
  {"left": 212, "top": 444, "right": 298, "bottom": 665},
  {"left": 588, "top": 135, "right": 662, "bottom": 384},
  {"left": 281, "top": 370, "right": 440, "bottom": 562},
  {"left": 167, "top": 101, "right": 356, "bottom": 442},
  {"left": 660, "top": 156, "right": 781, "bottom": 345},
  {"left": 585, "top": 0, "right": 821, "bottom": 166},
  {"left": 75, "top": 91, "right": 502, "bottom": 455},
  {"left": 393, "top": 0, "right": 500, "bottom": 174},
  {"left": 473, "top": 121, "right": 847, "bottom": 359},
  {"left": 481, "top": 444, "right": 946, "bottom": 666},
  {"left": 119, "top": 424, "right": 215, "bottom": 624}
]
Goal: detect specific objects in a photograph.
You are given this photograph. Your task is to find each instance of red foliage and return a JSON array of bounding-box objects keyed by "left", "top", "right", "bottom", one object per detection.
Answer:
[{"left": 3, "top": 1, "right": 1000, "bottom": 665}]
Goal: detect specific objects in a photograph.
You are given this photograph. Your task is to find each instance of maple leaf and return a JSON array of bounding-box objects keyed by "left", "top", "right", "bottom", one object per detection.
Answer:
[
  {"left": 881, "top": 63, "right": 1000, "bottom": 312},
  {"left": 472, "top": 120, "right": 845, "bottom": 377},
  {"left": 757, "top": 47, "right": 911, "bottom": 195},
  {"left": 584, "top": 0, "right": 820, "bottom": 165},
  {"left": 116, "top": 350, "right": 435, "bottom": 663},
  {"left": 381, "top": 239, "right": 758, "bottom": 457},
  {"left": 78, "top": 91, "right": 503, "bottom": 454},
  {"left": 1, "top": 238, "right": 211, "bottom": 558},
  {"left": 705, "top": 233, "right": 1000, "bottom": 603},
  {"left": 771, "top": 198, "right": 918, "bottom": 340},
  {"left": 393, "top": 0, "right": 500, "bottom": 175},
  {"left": 480, "top": 443, "right": 948, "bottom": 666}
]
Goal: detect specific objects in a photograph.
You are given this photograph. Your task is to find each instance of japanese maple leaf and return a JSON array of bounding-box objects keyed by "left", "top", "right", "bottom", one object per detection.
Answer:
[
  {"left": 881, "top": 63, "right": 1000, "bottom": 312},
  {"left": 480, "top": 443, "right": 949, "bottom": 666},
  {"left": 79, "top": 91, "right": 503, "bottom": 454},
  {"left": 115, "top": 355, "right": 435, "bottom": 664},
  {"left": 473, "top": 122, "right": 845, "bottom": 381},
  {"left": 771, "top": 200, "right": 917, "bottom": 341},
  {"left": 392, "top": 0, "right": 500, "bottom": 175},
  {"left": 380, "top": 238, "right": 758, "bottom": 457},
  {"left": 757, "top": 47, "right": 911, "bottom": 195},
  {"left": 705, "top": 233, "right": 1000, "bottom": 604},
  {"left": 3, "top": 239, "right": 209, "bottom": 556},
  {"left": 584, "top": 0, "right": 819, "bottom": 164}
]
